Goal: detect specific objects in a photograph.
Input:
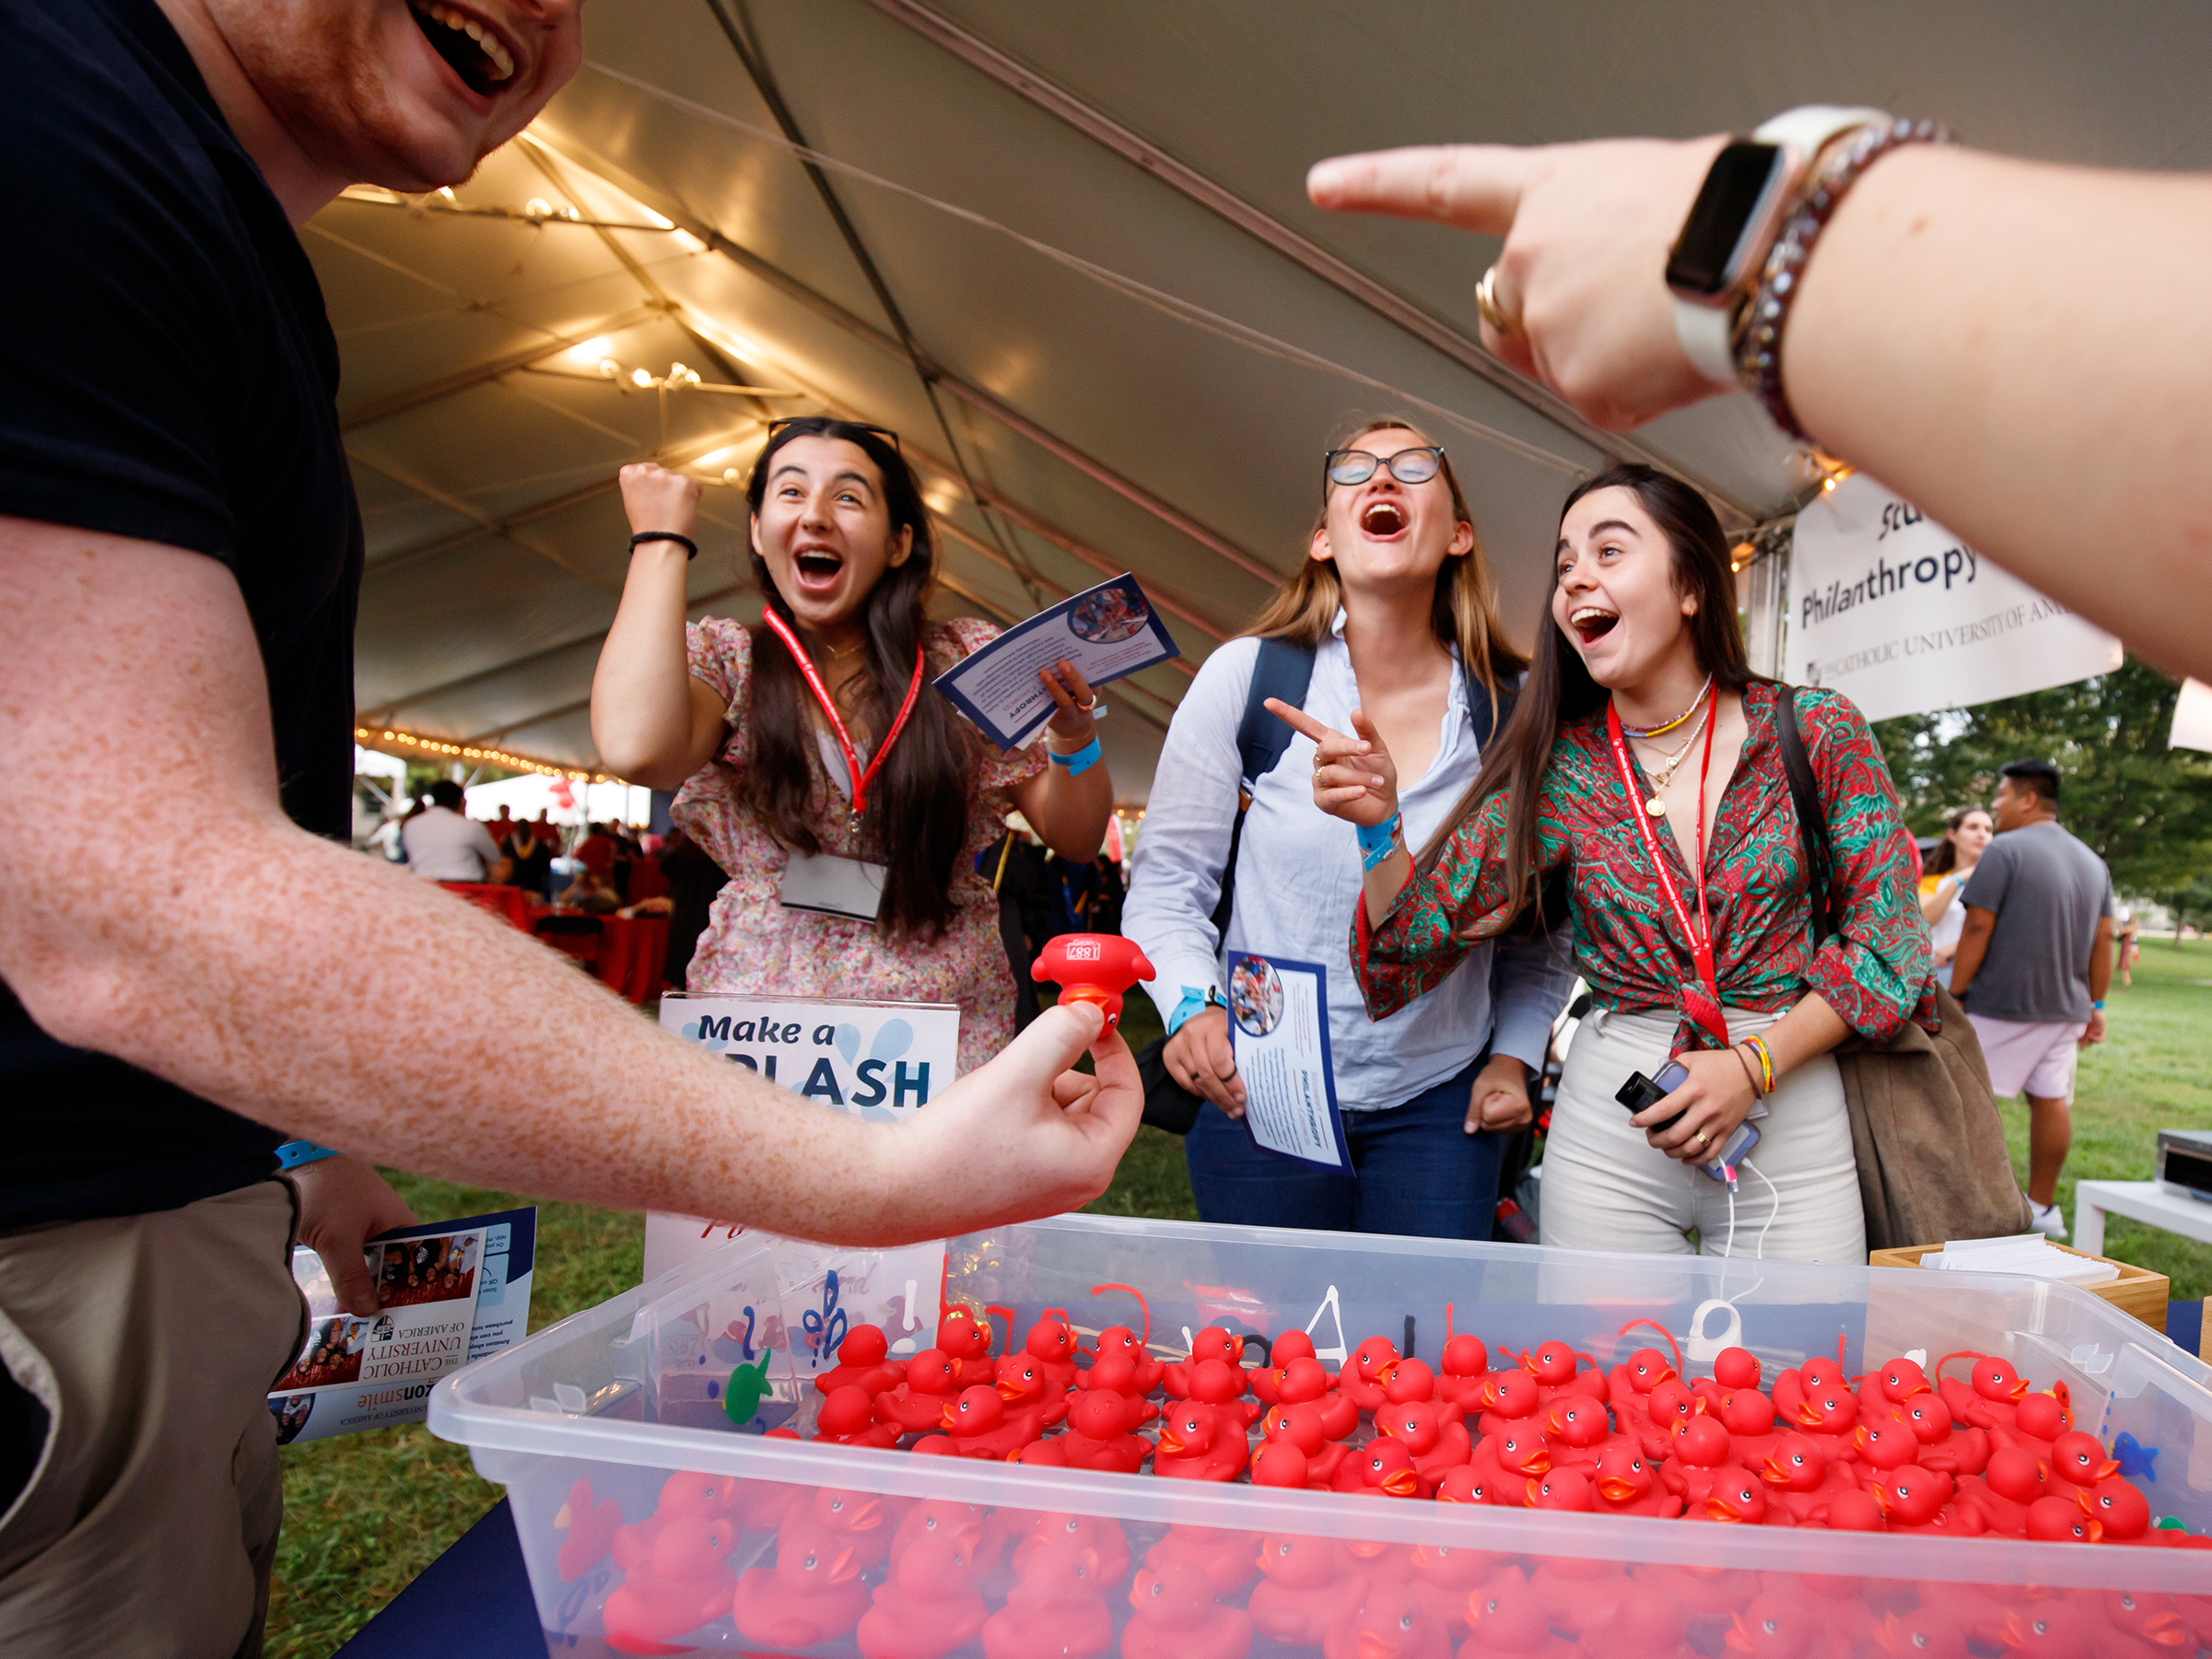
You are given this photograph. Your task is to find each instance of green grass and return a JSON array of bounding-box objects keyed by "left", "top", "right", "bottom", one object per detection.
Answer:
[
  {"left": 280, "top": 949, "right": 2212, "bottom": 1652},
  {"left": 2008, "top": 935, "right": 2212, "bottom": 1297}
]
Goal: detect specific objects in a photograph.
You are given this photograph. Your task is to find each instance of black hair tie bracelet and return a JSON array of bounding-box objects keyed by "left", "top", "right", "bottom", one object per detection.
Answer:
[{"left": 628, "top": 531, "right": 698, "bottom": 560}]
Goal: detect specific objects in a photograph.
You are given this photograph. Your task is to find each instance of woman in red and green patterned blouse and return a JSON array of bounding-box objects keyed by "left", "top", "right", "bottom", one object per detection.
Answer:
[{"left": 1273, "top": 463, "right": 1929, "bottom": 1262}]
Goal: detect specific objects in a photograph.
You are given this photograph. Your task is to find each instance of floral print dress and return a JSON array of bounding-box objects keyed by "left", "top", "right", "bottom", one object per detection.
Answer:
[
  {"left": 671, "top": 615, "right": 1046, "bottom": 1075},
  {"left": 1356, "top": 683, "right": 1933, "bottom": 1055}
]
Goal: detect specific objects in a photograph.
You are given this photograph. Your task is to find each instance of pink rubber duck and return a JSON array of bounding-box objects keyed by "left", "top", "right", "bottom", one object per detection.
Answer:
[
  {"left": 1079, "top": 1326, "right": 1165, "bottom": 1396},
  {"left": 1013, "top": 1513, "right": 1130, "bottom": 1587},
  {"left": 1325, "top": 1580, "right": 1454, "bottom": 1659},
  {"left": 1032, "top": 932, "right": 1155, "bottom": 1030},
  {"left": 875, "top": 1347, "right": 962, "bottom": 1434},
  {"left": 553, "top": 1478, "right": 625, "bottom": 1581},
  {"left": 1122, "top": 1556, "right": 1253, "bottom": 1659},
  {"left": 1721, "top": 1589, "right": 1829, "bottom": 1659},
  {"left": 611, "top": 1471, "right": 739, "bottom": 1576},
  {"left": 1141, "top": 1525, "right": 1261, "bottom": 1598},
  {"left": 855, "top": 1513, "right": 989, "bottom": 1659},
  {"left": 815, "top": 1324, "right": 907, "bottom": 1396},
  {"left": 803, "top": 1487, "right": 894, "bottom": 1570},
  {"left": 936, "top": 1307, "right": 995, "bottom": 1385},
  {"left": 1459, "top": 1571, "right": 1577, "bottom": 1658},
  {"left": 732, "top": 1513, "right": 869, "bottom": 1651},
  {"left": 1154, "top": 1399, "right": 1249, "bottom": 1483},
  {"left": 1250, "top": 1534, "right": 1367, "bottom": 1646},
  {"left": 1408, "top": 1541, "right": 1503, "bottom": 1637},
  {"left": 982, "top": 1537, "right": 1115, "bottom": 1659},
  {"left": 602, "top": 1513, "right": 741, "bottom": 1655}
]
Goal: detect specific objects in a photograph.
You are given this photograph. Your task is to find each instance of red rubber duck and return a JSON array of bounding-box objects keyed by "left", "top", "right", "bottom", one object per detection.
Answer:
[
  {"left": 611, "top": 1471, "right": 739, "bottom": 1576},
  {"left": 1471, "top": 1424, "right": 1551, "bottom": 1491},
  {"left": 875, "top": 1347, "right": 962, "bottom": 1433},
  {"left": 1518, "top": 1339, "right": 1605, "bottom": 1405},
  {"left": 1260, "top": 1398, "right": 1350, "bottom": 1485},
  {"left": 731, "top": 1467, "right": 804, "bottom": 1535},
  {"left": 1378, "top": 1398, "right": 1474, "bottom": 1485},
  {"left": 813, "top": 1384, "right": 902, "bottom": 1448},
  {"left": 1251, "top": 1534, "right": 1367, "bottom": 1646},
  {"left": 887, "top": 1499, "right": 989, "bottom": 1578},
  {"left": 1460, "top": 1571, "right": 1578, "bottom": 1658},
  {"left": 1249, "top": 1438, "right": 1317, "bottom": 1490},
  {"left": 1542, "top": 1395, "right": 1610, "bottom": 1470},
  {"left": 2049, "top": 1431, "right": 2121, "bottom": 1490},
  {"left": 1714, "top": 1345, "right": 1762, "bottom": 1391},
  {"left": 1408, "top": 1541, "right": 1502, "bottom": 1637},
  {"left": 1957, "top": 1355, "right": 2031, "bottom": 1431},
  {"left": 1154, "top": 1398, "right": 1249, "bottom": 1483},
  {"left": 911, "top": 1384, "right": 1040, "bottom": 1460},
  {"left": 732, "top": 1513, "right": 869, "bottom": 1651},
  {"left": 1079, "top": 1325, "right": 1165, "bottom": 1396},
  {"left": 1954, "top": 1443, "right": 2046, "bottom": 1536},
  {"left": 1851, "top": 1416, "right": 1922, "bottom": 1483},
  {"left": 1325, "top": 1581, "right": 1454, "bottom": 1659},
  {"left": 1186, "top": 1358, "right": 1266, "bottom": 1429},
  {"left": 1698, "top": 1464, "right": 1768, "bottom": 1525},
  {"left": 815, "top": 1324, "right": 907, "bottom": 1396},
  {"left": 1437, "top": 1334, "right": 1492, "bottom": 1411},
  {"left": 1385, "top": 1357, "right": 1463, "bottom": 1426},
  {"left": 2027, "top": 1495, "right": 2102, "bottom": 1544},
  {"left": 1527, "top": 1554, "right": 1629, "bottom": 1641},
  {"left": 1142, "top": 1525, "right": 1262, "bottom": 1597},
  {"left": 982, "top": 1536, "right": 1115, "bottom": 1659},
  {"left": 1250, "top": 1330, "right": 1318, "bottom": 1407},
  {"left": 936, "top": 1307, "right": 995, "bottom": 1385},
  {"left": 1022, "top": 1314, "right": 1084, "bottom": 1395},
  {"left": 1340, "top": 1335, "right": 1403, "bottom": 1411},
  {"left": 1788, "top": 1382, "right": 1859, "bottom": 1460},
  {"left": 1032, "top": 932, "right": 1155, "bottom": 1030},
  {"left": 2098, "top": 1589, "right": 2194, "bottom": 1652},
  {"left": 1336, "top": 1435, "right": 1429, "bottom": 1499},
  {"left": 1475, "top": 1371, "right": 1546, "bottom": 1440},
  {"left": 1046, "top": 1388, "right": 1155, "bottom": 1475},
  {"left": 1527, "top": 1467, "right": 1597, "bottom": 1512},
  {"left": 1163, "top": 1326, "right": 1245, "bottom": 1398},
  {"left": 1080, "top": 1351, "right": 1162, "bottom": 1429},
  {"left": 1607, "top": 1347, "right": 1679, "bottom": 1424},
  {"left": 802, "top": 1487, "right": 893, "bottom": 1569},
  {"left": 1658, "top": 1416, "right": 1732, "bottom": 1506},
  {"left": 1434, "top": 1464, "right": 1511, "bottom": 1505},
  {"left": 602, "top": 1512, "right": 741, "bottom": 1655},
  {"left": 1855, "top": 1353, "right": 1930, "bottom": 1415},
  {"left": 1721, "top": 1589, "right": 1831, "bottom": 1659},
  {"left": 1122, "top": 1557, "right": 1253, "bottom": 1659},
  {"left": 1904, "top": 1396, "right": 1990, "bottom": 1477},
  {"left": 1758, "top": 1432, "right": 1851, "bottom": 1525},
  {"left": 1594, "top": 1442, "right": 1683, "bottom": 1518},
  {"left": 996, "top": 1350, "right": 1074, "bottom": 1435},
  {"left": 2002, "top": 1602, "right": 2102, "bottom": 1659},
  {"left": 1635, "top": 1377, "right": 1707, "bottom": 1460},
  {"left": 1013, "top": 1513, "right": 1130, "bottom": 1587},
  {"left": 1715, "top": 1387, "right": 1781, "bottom": 1466},
  {"left": 1876, "top": 1464, "right": 1982, "bottom": 1534},
  {"left": 856, "top": 1513, "right": 989, "bottom": 1659},
  {"left": 1274, "top": 1356, "right": 1360, "bottom": 1440},
  {"left": 554, "top": 1478, "right": 625, "bottom": 1581},
  {"left": 2077, "top": 1474, "right": 2150, "bottom": 1541}
]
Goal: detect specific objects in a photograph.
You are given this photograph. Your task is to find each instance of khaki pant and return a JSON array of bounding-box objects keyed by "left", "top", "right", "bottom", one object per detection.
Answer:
[{"left": 0, "top": 1181, "right": 304, "bottom": 1658}]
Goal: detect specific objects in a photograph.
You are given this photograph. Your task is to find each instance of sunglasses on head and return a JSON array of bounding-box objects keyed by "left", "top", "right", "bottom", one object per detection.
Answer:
[
  {"left": 767, "top": 416, "right": 903, "bottom": 456},
  {"left": 1324, "top": 446, "right": 1445, "bottom": 489}
]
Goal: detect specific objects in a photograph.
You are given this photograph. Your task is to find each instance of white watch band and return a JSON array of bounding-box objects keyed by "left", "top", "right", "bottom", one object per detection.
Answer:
[{"left": 1670, "top": 105, "right": 1891, "bottom": 387}]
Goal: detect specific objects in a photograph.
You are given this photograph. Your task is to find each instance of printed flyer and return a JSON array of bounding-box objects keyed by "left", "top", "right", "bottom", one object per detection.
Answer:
[
  {"left": 267, "top": 1206, "right": 535, "bottom": 1445},
  {"left": 1225, "top": 952, "right": 1352, "bottom": 1173},
  {"left": 933, "top": 573, "right": 1179, "bottom": 749}
]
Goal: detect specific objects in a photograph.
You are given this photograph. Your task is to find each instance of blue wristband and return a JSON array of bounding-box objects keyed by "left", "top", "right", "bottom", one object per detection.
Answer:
[
  {"left": 2091, "top": 999, "right": 2105, "bottom": 1011},
  {"left": 1165, "top": 986, "right": 1224, "bottom": 1037},
  {"left": 275, "top": 1140, "right": 342, "bottom": 1171},
  {"left": 1047, "top": 734, "right": 1104, "bottom": 777},
  {"left": 1355, "top": 813, "right": 1401, "bottom": 872}
]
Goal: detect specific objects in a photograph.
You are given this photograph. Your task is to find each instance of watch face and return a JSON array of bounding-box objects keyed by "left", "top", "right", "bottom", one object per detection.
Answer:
[{"left": 1666, "top": 140, "right": 1788, "bottom": 296}]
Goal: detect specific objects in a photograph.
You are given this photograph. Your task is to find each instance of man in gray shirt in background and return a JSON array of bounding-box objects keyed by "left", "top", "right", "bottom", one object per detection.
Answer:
[{"left": 1949, "top": 759, "right": 2115, "bottom": 1239}]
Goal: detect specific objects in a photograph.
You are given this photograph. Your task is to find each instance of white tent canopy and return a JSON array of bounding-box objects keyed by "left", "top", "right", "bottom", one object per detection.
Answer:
[{"left": 324, "top": 1, "right": 2207, "bottom": 800}]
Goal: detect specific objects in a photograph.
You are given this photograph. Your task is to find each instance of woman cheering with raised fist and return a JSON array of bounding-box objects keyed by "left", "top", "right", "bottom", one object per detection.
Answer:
[
  {"left": 1282, "top": 463, "right": 1929, "bottom": 1262},
  {"left": 591, "top": 418, "right": 1112, "bottom": 1072}
]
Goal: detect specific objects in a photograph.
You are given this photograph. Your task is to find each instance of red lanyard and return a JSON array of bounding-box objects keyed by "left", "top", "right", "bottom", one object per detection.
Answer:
[
  {"left": 762, "top": 608, "right": 924, "bottom": 820},
  {"left": 1605, "top": 689, "right": 1731, "bottom": 1050}
]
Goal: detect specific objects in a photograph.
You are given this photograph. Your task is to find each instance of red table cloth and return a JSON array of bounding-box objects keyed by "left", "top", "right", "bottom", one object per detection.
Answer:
[
  {"left": 439, "top": 882, "right": 533, "bottom": 932},
  {"left": 594, "top": 915, "right": 671, "bottom": 1004}
]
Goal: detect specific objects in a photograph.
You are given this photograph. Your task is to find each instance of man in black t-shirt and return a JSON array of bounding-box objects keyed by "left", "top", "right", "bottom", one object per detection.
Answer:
[{"left": 0, "top": 3, "right": 1141, "bottom": 1653}]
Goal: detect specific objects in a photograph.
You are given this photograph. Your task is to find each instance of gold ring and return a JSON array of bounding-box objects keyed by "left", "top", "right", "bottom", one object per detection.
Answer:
[
  {"left": 1693, "top": 1129, "right": 1710, "bottom": 1149},
  {"left": 1476, "top": 265, "right": 1520, "bottom": 336}
]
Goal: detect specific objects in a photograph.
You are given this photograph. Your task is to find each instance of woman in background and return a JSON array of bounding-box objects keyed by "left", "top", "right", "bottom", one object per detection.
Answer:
[{"left": 1918, "top": 806, "right": 1994, "bottom": 987}]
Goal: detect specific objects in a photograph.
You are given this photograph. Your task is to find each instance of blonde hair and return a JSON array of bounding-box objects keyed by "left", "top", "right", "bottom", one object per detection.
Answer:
[{"left": 1245, "top": 416, "right": 1526, "bottom": 721}]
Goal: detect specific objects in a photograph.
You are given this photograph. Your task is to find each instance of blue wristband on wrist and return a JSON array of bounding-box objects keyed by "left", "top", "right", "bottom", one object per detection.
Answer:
[
  {"left": 1355, "top": 813, "right": 1401, "bottom": 872},
  {"left": 275, "top": 1140, "right": 341, "bottom": 1171},
  {"left": 2091, "top": 999, "right": 2106, "bottom": 1011},
  {"left": 1047, "top": 734, "right": 1104, "bottom": 777}
]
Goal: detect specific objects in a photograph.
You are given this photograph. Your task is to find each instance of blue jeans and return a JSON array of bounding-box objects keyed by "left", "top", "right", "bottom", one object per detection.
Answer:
[{"left": 1185, "top": 1058, "right": 1506, "bottom": 1240}]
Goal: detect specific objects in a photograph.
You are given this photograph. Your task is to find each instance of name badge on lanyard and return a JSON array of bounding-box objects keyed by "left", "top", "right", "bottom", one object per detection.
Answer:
[{"left": 779, "top": 849, "right": 888, "bottom": 922}]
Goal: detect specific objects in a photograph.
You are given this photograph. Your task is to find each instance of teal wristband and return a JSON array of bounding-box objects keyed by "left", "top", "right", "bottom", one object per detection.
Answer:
[
  {"left": 1047, "top": 734, "right": 1103, "bottom": 777},
  {"left": 276, "top": 1140, "right": 341, "bottom": 1171},
  {"left": 1355, "top": 812, "right": 1401, "bottom": 872},
  {"left": 1166, "top": 987, "right": 1224, "bottom": 1036},
  {"left": 2091, "top": 999, "right": 2105, "bottom": 1011}
]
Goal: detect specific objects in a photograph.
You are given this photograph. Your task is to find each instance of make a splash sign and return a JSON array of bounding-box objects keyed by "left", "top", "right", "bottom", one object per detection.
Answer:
[{"left": 660, "top": 995, "right": 960, "bottom": 1117}]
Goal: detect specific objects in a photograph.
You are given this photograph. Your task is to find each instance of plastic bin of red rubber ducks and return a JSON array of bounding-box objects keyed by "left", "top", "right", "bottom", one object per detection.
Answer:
[{"left": 431, "top": 1210, "right": 2212, "bottom": 1658}]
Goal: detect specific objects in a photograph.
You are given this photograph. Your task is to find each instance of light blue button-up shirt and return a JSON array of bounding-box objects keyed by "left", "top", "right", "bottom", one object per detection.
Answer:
[{"left": 1124, "top": 616, "right": 1573, "bottom": 1110}]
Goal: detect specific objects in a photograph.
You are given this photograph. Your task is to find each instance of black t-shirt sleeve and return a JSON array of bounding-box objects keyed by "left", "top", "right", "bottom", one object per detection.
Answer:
[{"left": 0, "top": 1, "right": 244, "bottom": 561}]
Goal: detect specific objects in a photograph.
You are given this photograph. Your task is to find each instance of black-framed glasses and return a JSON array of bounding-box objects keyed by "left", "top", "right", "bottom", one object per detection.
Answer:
[
  {"left": 767, "top": 415, "right": 902, "bottom": 455},
  {"left": 1324, "top": 446, "right": 1445, "bottom": 488}
]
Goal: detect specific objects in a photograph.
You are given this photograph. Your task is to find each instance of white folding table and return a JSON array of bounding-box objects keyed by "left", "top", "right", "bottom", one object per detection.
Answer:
[{"left": 2071, "top": 1179, "right": 2212, "bottom": 1256}]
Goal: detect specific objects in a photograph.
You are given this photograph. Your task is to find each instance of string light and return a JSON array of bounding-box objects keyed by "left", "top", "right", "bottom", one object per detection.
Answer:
[{"left": 353, "top": 725, "right": 630, "bottom": 784}]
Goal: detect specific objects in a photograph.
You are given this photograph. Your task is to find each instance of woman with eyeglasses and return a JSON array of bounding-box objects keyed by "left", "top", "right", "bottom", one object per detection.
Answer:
[
  {"left": 1122, "top": 416, "right": 1573, "bottom": 1238},
  {"left": 1282, "top": 464, "right": 1930, "bottom": 1263},
  {"left": 591, "top": 417, "right": 1114, "bottom": 1073}
]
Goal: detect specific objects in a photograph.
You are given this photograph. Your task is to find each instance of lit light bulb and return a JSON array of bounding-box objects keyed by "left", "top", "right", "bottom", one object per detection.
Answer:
[
  {"left": 524, "top": 197, "right": 553, "bottom": 219},
  {"left": 597, "top": 358, "right": 621, "bottom": 380},
  {"left": 722, "top": 468, "right": 741, "bottom": 487},
  {"left": 629, "top": 368, "right": 653, "bottom": 389}
]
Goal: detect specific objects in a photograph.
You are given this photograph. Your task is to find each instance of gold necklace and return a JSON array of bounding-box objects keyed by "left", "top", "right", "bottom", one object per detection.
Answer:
[
  {"left": 1631, "top": 699, "right": 1713, "bottom": 806},
  {"left": 1618, "top": 674, "right": 1715, "bottom": 739}
]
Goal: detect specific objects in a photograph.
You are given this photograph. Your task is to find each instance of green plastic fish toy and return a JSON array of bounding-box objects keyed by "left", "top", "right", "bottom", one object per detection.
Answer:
[{"left": 724, "top": 1355, "right": 773, "bottom": 1428}]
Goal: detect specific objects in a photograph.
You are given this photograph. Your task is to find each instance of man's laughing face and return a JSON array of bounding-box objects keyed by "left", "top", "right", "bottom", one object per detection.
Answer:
[{"left": 205, "top": 0, "right": 586, "bottom": 192}]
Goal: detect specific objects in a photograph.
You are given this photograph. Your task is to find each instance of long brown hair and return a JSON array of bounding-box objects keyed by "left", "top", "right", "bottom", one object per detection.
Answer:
[
  {"left": 1422, "top": 461, "right": 1756, "bottom": 923},
  {"left": 739, "top": 417, "right": 975, "bottom": 938},
  {"left": 1923, "top": 806, "right": 1990, "bottom": 876},
  {"left": 1246, "top": 416, "right": 1526, "bottom": 718}
]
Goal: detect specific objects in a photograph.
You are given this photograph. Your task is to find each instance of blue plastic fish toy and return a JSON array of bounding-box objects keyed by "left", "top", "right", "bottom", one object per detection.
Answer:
[{"left": 2113, "top": 1431, "right": 2159, "bottom": 1483}]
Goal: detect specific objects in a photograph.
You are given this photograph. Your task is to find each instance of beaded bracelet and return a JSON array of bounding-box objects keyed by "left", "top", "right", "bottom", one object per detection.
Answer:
[{"left": 1734, "top": 116, "right": 1954, "bottom": 439}]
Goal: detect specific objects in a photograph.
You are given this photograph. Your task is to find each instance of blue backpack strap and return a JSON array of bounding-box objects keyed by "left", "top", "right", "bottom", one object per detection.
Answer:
[{"left": 1234, "top": 637, "right": 1317, "bottom": 789}]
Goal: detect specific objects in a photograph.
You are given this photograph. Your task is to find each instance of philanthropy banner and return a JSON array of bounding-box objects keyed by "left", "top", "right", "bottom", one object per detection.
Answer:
[{"left": 1787, "top": 474, "right": 2121, "bottom": 721}]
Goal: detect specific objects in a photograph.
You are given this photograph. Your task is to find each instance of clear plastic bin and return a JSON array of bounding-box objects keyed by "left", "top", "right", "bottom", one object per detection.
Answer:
[{"left": 429, "top": 1214, "right": 2212, "bottom": 1656}]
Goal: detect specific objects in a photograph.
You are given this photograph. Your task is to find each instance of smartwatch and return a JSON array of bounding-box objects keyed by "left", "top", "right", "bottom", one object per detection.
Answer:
[{"left": 1667, "top": 106, "right": 1889, "bottom": 384}]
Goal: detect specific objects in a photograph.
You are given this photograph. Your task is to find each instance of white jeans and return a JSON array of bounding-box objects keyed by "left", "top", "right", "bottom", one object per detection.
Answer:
[{"left": 1539, "top": 1005, "right": 1867, "bottom": 1265}]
